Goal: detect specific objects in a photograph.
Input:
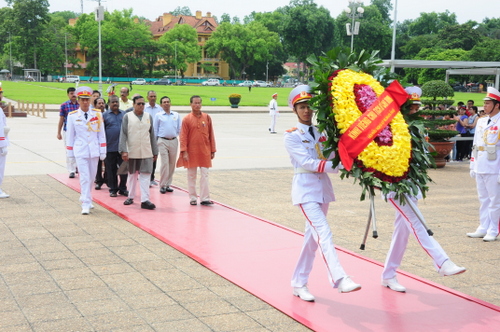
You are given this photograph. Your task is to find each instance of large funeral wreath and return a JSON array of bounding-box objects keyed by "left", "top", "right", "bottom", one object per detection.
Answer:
[{"left": 308, "top": 47, "right": 435, "bottom": 201}]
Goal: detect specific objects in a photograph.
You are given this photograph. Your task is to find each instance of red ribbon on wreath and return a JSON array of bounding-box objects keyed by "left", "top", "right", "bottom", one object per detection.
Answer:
[{"left": 338, "top": 80, "right": 409, "bottom": 171}]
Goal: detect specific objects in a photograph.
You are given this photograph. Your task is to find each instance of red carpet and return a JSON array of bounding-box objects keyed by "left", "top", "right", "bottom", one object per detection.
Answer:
[{"left": 51, "top": 174, "right": 500, "bottom": 332}]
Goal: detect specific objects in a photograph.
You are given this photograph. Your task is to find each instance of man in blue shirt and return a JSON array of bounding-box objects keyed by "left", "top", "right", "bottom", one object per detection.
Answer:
[
  {"left": 103, "top": 95, "right": 128, "bottom": 197},
  {"left": 57, "top": 87, "right": 79, "bottom": 178},
  {"left": 154, "top": 96, "right": 181, "bottom": 193}
]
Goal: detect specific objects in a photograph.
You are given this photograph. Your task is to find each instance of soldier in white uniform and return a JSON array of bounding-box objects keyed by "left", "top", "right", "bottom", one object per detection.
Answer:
[
  {"left": 0, "top": 83, "right": 10, "bottom": 198},
  {"left": 381, "top": 87, "right": 466, "bottom": 293},
  {"left": 468, "top": 87, "right": 500, "bottom": 242},
  {"left": 285, "top": 85, "right": 361, "bottom": 302},
  {"left": 268, "top": 93, "right": 279, "bottom": 133},
  {"left": 66, "top": 86, "right": 107, "bottom": 215}
]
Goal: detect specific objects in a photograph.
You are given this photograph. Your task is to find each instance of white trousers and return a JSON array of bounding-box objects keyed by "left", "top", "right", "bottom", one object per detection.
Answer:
[
  {"left": 128, "top": 171, "right": 150, "bottom": 202},
  {"left": 63, "top": 131, "right": 77, "bottom": 173},
  {"left": 475, "top": 174, "right": 500, "bottom": 237},
  {"left": 382, "top": 196, "right": 449, "bottom": 280},
  {"left": 291, "top": 202, "right": 347, "bottom": 288},
  {"left": 187, "top": 167, "right": 210, "bottom": 202},
  {"left": 75, "top": 157, "right": 99, "bottom": 209},
  {"left": 0, "top": 152, "right": 6, "bottom": 188},
  {"left": 157, "top": 138, "right": 178, "bottom": 188},
  {"left": 269, "top": 114, "right": 278, "bottom": 132}
]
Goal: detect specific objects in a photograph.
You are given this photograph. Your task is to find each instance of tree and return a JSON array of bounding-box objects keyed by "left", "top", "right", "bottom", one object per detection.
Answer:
[
  {"left": 220, "top": 13, "right": 231, "bottom": 23},
  {"left": 371, "top": 0, "right": 393, "bottom": 24},
  {"left": 466, "top": 38, "right": 500, "bottom": 62},
  {"left": 170, "top": 6, "right": 192, "bottom": 16},
  {"left": 334, "top": 5, "right": 392, "bottom": 58},
  {"left": 205, "top": 21, "right": 281, "bottom": 79},
  {"left": 73, "top": 9, "right": 154, "bottom": 77},
  {"left": 405, "top": 48, "right": 468, "bottom": 84},
  {"left": 436, "top": 23, "right": 482, "bottom": 51},
  {"left": 407, "top": 11, "right": 457, "bottom": 36},
  {"left": 281, "top": 0, "right": 335, "bottom": 81},
  {"left": 8, "top": 0, "right": 50, "bottom": 69},
  {"left": 477, "top": 18, "right": 500, "bottom": 39},
  {"left": 159, "top": 24, "right": 201, "bottom": 78}
]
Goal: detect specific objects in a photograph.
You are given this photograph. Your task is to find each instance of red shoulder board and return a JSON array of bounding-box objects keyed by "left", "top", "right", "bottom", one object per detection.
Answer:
[{"left": 286, "top": 127, "right": 298, "bottom": 133}]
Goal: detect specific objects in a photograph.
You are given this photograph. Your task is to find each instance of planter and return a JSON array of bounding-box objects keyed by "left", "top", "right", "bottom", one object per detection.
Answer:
[
  {"left": 429, "top": 141, "right": 454, "bottom": 168},
  {"left": 229, "top": 97, "right": 240, "bottom": 108}
]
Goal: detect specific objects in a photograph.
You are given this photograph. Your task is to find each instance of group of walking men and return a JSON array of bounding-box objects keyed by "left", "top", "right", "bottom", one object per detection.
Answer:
[{"left": 59, "top": 86, "right": 216, "bottom": 215}]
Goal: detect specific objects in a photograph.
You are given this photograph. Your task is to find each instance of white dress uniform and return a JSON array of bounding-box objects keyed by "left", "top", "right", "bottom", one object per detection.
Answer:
[
  {"left": 66, "top": 107, "right": 107, "bottom": 211},
  {"left": 285, "top": 123, "right": 349, "bottom": 289},
  {"left": 381, "top": 190, "right": 449, "bottom": 281},
  {"left": 470, "top": 111, "right": 500, "bottom": 238},
  {"left": 268, "top": 95, "right": 279, "bottom": 133},
  {"left": 0, "top": 106, "right": 9, "bottom": 198}
]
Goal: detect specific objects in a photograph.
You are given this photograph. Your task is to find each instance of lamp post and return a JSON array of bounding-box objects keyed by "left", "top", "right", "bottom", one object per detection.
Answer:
[
  {"left": 8, "top": 31, "right": 13, "bottom": 79},
  {"left": 344, "top": 0, "right": 364, "bottom": 52},
  {"left": 390, "top": 0, "right": 398, "bottom": 73},
  {"left": 94, "top": 1, "right": 104, "bottom": 93}
]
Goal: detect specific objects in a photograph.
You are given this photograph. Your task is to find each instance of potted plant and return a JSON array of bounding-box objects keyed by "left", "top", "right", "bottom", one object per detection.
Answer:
[
  {"left": 228, "top": 93, "right": 241, "bottom": 108},
  {"left": 418, "top": 80, "right": 457, "bottom": 167}
]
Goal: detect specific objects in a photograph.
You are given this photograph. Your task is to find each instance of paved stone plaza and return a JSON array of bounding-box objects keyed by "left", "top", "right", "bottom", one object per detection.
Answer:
[{"left": 0, "top": 109, "right": 498, "bottom": 331}]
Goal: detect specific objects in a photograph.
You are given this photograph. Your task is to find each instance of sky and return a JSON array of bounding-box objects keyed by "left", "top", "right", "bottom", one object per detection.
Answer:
[{"left": 1, "top": 0, "right": 499, "bottom": 24}]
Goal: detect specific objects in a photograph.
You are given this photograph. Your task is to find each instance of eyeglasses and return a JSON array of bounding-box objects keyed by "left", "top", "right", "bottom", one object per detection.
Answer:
[{"left": 136, "top": 102, "right": 145, "bottom": 105}]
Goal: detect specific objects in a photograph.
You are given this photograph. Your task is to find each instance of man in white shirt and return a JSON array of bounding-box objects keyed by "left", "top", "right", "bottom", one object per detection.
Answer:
[
  {"left": 145, "top": 90, "right": 163, "bottom": 186},
  {"left": 154, "top": 96, "right": 181, "bottom": 193},
  {"left": 119, "top": 87, "right": 133, "bottom": 111},
  {"left": 268, "top": 93, "right": 279, "bottom": 134}
]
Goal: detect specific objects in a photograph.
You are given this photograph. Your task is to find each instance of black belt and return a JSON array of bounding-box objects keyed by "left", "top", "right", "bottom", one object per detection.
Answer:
[{"left": 161, "top": 137, "right": 177, "bottom": 140}]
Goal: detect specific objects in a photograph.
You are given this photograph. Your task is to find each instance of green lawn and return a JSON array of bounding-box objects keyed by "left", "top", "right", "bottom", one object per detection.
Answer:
[
  {"left": 0, "top": 81, "right": 290, "bottom": 107},
  {"left": 0, "top": 81, "right": 488, "bottom": 107}
]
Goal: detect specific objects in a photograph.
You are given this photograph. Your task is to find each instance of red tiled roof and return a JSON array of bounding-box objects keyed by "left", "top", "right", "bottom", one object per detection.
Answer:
[{"left": 147, "top": 13, "right": 218, "bottom": 37}]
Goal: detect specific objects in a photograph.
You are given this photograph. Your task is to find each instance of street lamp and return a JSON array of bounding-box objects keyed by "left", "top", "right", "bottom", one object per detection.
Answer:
[
  {"left": 94, "top": 1, "right": 104, "bottom": 94},
  {"left": 390, "top": 0, "right": 398, "bottom": 73},
  {"left": 344, "top": 0, "right": 364, "bottom": 51}
]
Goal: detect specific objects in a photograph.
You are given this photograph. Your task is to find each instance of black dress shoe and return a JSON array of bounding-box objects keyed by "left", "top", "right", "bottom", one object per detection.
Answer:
[
  {"left": 69, "top": 172, "right": 75, "bottom": 178},
  {"left": 166, "top": 186, "right": 173, "bottom": 192},
  {"left": 160, "top": 187, "right": 167, "bottom": 194},
  {"left": 124, "top": 198, "right": 134, "bottom": 205},
  {"left": 110, "top": 192, "right": 117, "bottom": 197},
  {"left": 95, "top": 183, "right": 102, "bottom": 190},
  {"left": 119, "top": 190, "right": 129, "bottom": 196},
  {"left": 200, "top": 200, "right": 214, "bottom": 206},
  {"left": 141, "top": 200, "right": 156, "bottom": 210}
]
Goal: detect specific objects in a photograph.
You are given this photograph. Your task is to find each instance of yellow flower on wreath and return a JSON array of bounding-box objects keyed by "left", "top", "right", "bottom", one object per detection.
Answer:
[{"left": 330, "top": 69, "right": 411, "bottom": 177}]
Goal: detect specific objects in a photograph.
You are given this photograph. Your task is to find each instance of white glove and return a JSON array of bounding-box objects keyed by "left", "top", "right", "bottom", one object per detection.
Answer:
[
  {"left": 470, "top": 170, "right": 476, "bottom": 179},
  {"left": 99, "top": 153, "right": 106, "bottom": 161},
  {"left": 0, "top": 147, "right": 7, "bottom": 156}
]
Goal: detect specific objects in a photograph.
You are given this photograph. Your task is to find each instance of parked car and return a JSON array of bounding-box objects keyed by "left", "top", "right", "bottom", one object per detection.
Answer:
[
  {"left": 253, "top": 80, "right": 269, "bottom": 87},
  {"left": 65, "top": 75, "right": 80, "bottom": 83},
  {"left": 238, "top": 80, "right": 253, "bottom": 87},
  {"left": 201, "top": 79, "right": 220, "bottom": 86},
  {"left": 153, "top": 78, "right": 172, "bottom": 85},
  {"left": 131, "top": 78, "right": 146, "bottom": 85}
]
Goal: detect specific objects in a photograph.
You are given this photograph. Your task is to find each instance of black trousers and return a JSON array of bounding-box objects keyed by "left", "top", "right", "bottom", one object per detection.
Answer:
[{"left": 105, "top": 151, "right": 128, "bottom": 193}]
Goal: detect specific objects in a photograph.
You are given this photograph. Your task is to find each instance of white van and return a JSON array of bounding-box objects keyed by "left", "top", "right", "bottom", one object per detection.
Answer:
[{"left": 65, "top": 75, "right": 80, "bottom": 83}]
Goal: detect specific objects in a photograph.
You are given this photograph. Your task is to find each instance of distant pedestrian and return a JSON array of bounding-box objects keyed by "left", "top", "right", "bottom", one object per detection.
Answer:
[{"left": 268, "top": 93, "right": 279, "bottom": 134}]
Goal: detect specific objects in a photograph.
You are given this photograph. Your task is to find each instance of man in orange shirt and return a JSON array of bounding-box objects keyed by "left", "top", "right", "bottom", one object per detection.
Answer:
[{"left": 176, "top": 95, "right": 216, "bottom": 205}]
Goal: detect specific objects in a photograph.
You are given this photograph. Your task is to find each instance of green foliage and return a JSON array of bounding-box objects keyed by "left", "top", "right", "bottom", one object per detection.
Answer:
[
  {"left": 170, "top": 6, "right": 192, "bottom": 16},
  {"left": 159, "top": 24, "right": 201, "bottom": 78},
  {"left": 421, "top": 80, "right": 457, "bottom": 141},
  {"left": 205, "top": 22, "right": 281, "bottom": 79},
  {"left": 309, "top": 47, "right": 434, "bottom": 201},
  {"left": 281, "top": 0, "right": 335, "bottom": 79},
  {"left": 436, "top": 23, "right": 482, "bottom": 50},
  {"left": 407, "top": 11, "right": 458, "bottom": 36}
]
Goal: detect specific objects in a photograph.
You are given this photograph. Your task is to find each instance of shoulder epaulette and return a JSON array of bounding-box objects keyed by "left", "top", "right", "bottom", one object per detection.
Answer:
[
  {"left": 68, "top": 110, "right": 78, "bottom": 115},
  {"left": 286, "top": 127, "right": 298, "bottom": 133},
  {"left": 93, "top": 108, "right": 101, "bottom": 112}
]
